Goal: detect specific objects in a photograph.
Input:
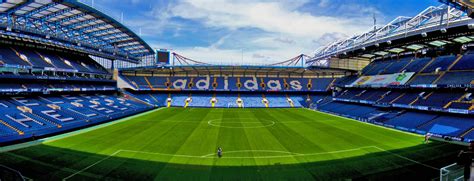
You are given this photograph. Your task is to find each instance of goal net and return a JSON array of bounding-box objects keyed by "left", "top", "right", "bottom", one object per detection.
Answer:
[{"left": 440, "top": 163, "right": 464, "bottom": 181}]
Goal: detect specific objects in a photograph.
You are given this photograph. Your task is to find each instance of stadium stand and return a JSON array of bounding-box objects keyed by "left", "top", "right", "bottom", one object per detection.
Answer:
[
  {"left": 320, "top": 49, "right": 474, "bottom": 142},
  {"left": 119, "top": 75, "right": 335, "bottom": 92},
  {"left": 0, "top": 94, "right": 152, "bottom": 143}
]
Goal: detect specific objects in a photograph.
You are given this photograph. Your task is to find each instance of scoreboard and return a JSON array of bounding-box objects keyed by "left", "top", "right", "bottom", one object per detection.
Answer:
[{"left": 156, "top": 49, "right": 170, "bottom": 65}]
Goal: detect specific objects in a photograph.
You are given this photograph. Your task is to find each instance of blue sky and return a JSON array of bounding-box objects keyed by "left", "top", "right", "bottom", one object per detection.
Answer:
[{"left": 79, "top": 0, "right": 442, "bottom": 64}]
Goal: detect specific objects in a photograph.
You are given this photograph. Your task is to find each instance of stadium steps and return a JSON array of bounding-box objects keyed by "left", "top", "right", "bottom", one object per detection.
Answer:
[
  {"left": 184, "top": 93, "right": 192, "bottom": 108},
  {"left": 167, "top": 93, "right": 171, "bottom": 107},
  {"left": 188, "top": 78, "right": 195, "bottom": 89},
  {"left": 237, "top": 93, "right": 243, "bottom": 108},
  {"left": 362, "top": 63, "right": 378, "bottom": 76},
  {"left": 459, "top": 128, "right": 474, "bottom": 138},
  {"left": 307, "top": 79, "right": 313, "bottom": 91},
  {"left": 149, "top": 94, "right": 159, "bottom": 103},
  {"left": 262, "top": 94, "right": 269, "bottom": 108},
  {"left": 444, "top": 93, "right": 470, "bottom": 109},
  {"left": 416, "top": 115, "right": 441, "bottom": 129},
  {"left": 355, "top": 90, "right": 366, "bottom": 97},
  {"left": 212, "top": 77, "right": 218, "bottom": 90},
  {"left": 376, "top": 91, "right": 390, "bottom": 102},
  {"left": 443, "top": 102, "right": 453, "bottom": 109},
  {"left": 326, "top": 78, "right": 337, "bottom": 91},
  {"left": 28, "top": 112, "right": 62, "bottom": 128},
  {"left": 165, "top": 78, "right": 172, "bottom": 90},
  {"left": 144, "top": 76, "right": 154, "bottom": 90},
  {"left": 411, "top": 92, "right": 433, "bottom": 105},
  {"left": 431, "top": 72, "right": 446, "bottom": 84},
  {"left": 211, "top": 93, "right": 216, "bottom": 108},
  {"left": 286, "top": 94, "right": 294, "bottom": 107},
  {"left": 447, "top": 54, "right": 463, "bottom": 71},
  {"left": 0, "top": 120, "right": 24, "bottom": 135},
  {"left": 124, "top": 76, "right": 139, "bottom": 90},
  {"left": 35, "top": 51, "right": 58, "bottom": 68},
  {"left": 399, "top": 57, "right": 415, "bottom": 72},
  {"left": 259, "top": 78, "right": 265, "bottom": 90},
  {"left": 405, "top": 58, "right": 436, "bottom": 85},
  {"left": 390, "top": 93, "right": 406, "bottom": 104},
  {"left": 379, "top": 62, "right": 395, "bottom": 75},
  {"left": 10, "top": 48, "right": 33, "bottom": 66},
  {"left": 419, "top": 57, "right": 436, "bottom": 73},
  {"left": 236, "top": 78, "right": 242, "bottom": 91}
]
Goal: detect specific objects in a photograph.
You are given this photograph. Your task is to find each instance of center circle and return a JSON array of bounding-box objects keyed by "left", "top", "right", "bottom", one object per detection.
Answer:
[{"left": 207, "top": 118, "right": 275, "bottom": 128}]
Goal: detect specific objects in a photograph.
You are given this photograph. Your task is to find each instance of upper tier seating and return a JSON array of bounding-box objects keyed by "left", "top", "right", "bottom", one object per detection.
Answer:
[
  {"left": 0, "top": 46, "right": 109, "bottom": 74},
  {"left": 15, "top": 48, "right": 53, "bottom": 68},
  {"left": 422, "top": 55, "right": 457, "bottom": 73},
  {"left": 450, "top": 53, "right": 474, "bottom": 70},
  {"left": 436, "top": 72, "right": 474, "bottom": 85},
  {"left": 382, "top": 57, "right": 412, "bottom": 74},
  {"left": 404, "top": 58, "right": 432, "bottom": 73},
  {"left": 0, "top": 47, "right": 30, "bottom": 66}
]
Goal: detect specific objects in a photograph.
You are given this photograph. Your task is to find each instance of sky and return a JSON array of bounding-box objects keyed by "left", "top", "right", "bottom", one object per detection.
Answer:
[{"left": 79, "top": 0, "right": 442, "bottom": 65}]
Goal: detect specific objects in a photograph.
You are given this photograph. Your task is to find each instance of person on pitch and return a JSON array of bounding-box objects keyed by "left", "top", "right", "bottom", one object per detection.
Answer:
[
  {"left": 424, "top": 133, "right": 431, "bottom": 144},
  {"left": 217, "top": 147, "right": 223, "bottom": 158}
]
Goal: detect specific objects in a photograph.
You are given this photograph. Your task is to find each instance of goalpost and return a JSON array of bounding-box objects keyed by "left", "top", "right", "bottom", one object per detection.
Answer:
[{"left": 440, "top": 163, "right": 464, "bottom": 181}]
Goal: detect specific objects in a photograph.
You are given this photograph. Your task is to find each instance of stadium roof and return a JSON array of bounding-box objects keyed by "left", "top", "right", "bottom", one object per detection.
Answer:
[
  {"left": 120, "top": 64, "right": 355, "bottom": 77},
  {"left": 438, "top": 0, "right": 474, "bottom": 12},
  {"left": 308, "top": 5, "right": 473, "bottom": 66},
  {"left": 0, "top": 0, "right": 154, "bottom": 63}
]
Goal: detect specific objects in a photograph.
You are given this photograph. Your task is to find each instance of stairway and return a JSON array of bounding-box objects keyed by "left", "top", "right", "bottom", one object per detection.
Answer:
[
  {"left": 211, "top": 93, "right": 217, "bottom": 108},
  {"left": 262, "top": 94, "right": 269, "bottom": 108},
  {"left": 184, "top": 93, "right": 192, "bottom": 108},
  {"left": 0, "top": 120, "right": 24, "bottom": 135},
  {"left": 167, "top": 93, "right": 172, "bottom": 108},
  {"left": 459, "top": 127, "right": 474, "bottom": 138},
  {"left": 236, "top": 93, "right": 243, "bottom": 108},
  {"left": 286, "top": 94, "right": 294, "bottom": 107}
]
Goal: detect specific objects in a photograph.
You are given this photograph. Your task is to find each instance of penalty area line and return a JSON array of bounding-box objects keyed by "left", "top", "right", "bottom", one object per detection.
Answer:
[
  {"left": 62, "top": 145, "right": 440, "bottom": 180},
  {"left": 62, "top": 150, "right": 121, "bottom": 181},
  {"left": 370, "top": 146, "right": 440, "bottom": 171}
]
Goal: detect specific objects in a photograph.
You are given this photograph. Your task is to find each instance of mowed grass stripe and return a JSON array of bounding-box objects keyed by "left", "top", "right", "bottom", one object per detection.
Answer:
[
  {"left": 249, "top": 109, "right": 316, "bottom": 179},
  {"left": 155, "top": 108, "right": 216, "bottom": 179}
]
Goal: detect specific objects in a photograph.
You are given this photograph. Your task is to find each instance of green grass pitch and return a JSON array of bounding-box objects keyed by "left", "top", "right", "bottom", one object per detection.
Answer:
[{"left": 0, "top": 108, "right": 464, "bottom": 180}]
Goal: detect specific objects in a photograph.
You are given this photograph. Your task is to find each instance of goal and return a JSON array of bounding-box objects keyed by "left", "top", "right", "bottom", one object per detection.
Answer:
[{"left": 440, "top": 163, "right": 464, "bottom": 181}]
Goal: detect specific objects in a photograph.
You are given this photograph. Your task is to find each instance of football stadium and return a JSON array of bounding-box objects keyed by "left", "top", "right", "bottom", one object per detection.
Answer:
[{"left": 0, "top": 0, "right": 474, "bottom": 180}]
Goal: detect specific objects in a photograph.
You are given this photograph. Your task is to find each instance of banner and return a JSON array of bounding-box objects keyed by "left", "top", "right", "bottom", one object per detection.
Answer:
[{"left": 351, "top": 72, "right": 415, "bottom": 87}]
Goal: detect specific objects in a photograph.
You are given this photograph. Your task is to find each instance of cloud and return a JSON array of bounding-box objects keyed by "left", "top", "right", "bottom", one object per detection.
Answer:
[
  {"left": 169, "top": 0, "right": 374, "bottom": 38},
  {"left": 92, "top": 0, "right": 384, "bottom": 64},
  {"left": 273, "top": 37, "right": 295, "bottom": 44}
]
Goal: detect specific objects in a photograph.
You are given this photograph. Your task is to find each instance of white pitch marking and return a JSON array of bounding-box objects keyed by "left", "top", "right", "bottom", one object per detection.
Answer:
[
  {"left": 206, "top": 118, "right": 276, "bottom": 128},
  {"left": 62, "top": 145, "right": 440, "bottom": 180},
  {"left": 370, "top": 146, "right": 440, "bottom": 170},
  {"left": 199, "top": 150, "right": 304, "bottom": 158},
  {"left": 62, "top": 150, "right": 121, "bottom": 181}
]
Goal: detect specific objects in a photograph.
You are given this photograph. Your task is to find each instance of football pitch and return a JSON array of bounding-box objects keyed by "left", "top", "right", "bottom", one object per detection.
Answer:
[{"left": 0, "top": 108, "right": 465, "bottom": 180}]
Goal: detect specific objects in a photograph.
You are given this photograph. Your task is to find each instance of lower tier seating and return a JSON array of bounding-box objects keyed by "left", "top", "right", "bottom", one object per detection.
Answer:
[
  {"left": 126, "top": 92, "right": 328, "bottom": 108},
  {"left": 0, "top": 93, "right": 153, "bottom": 144},
  {"left": 318, "top": 101, "right": 474, "bottom": 142}
]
